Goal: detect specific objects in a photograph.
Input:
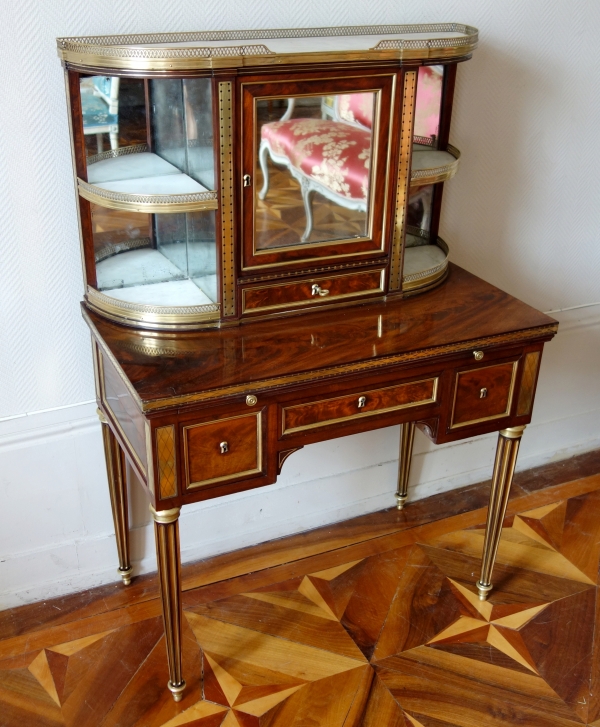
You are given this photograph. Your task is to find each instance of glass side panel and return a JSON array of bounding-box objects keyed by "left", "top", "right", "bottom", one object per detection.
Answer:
[
  {"left": 91, "top": 205, "right": 218, "bottom": 305},
  {"left": 81, "top": 77, "right": 146, "bottom": 159},
  {"left": 414, "top": 65, "right": 444, "bottom": 146},
  {"left": 406, "top": 185, "right": 434, "bottom": 240},
  {"left": 80, "top": 76, "right": 215, "bottom": 193},
  {"left": 254, "top": 92, "right": 375, "bottom": 250},
  {"left": 150, "top": 78, "right": 214, "bottom": 188}
]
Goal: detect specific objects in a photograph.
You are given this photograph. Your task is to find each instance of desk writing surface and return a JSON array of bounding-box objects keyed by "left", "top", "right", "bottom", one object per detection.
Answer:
[{"left": 85, "top": 265, "right": 557, "bottom": 410}]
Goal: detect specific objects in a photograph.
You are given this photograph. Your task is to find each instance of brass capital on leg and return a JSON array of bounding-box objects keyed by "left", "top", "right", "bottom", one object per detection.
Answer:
[
  {"left": 395, "top": 421, "right": 416, "bottom": 510},
  {"left": 477, "top": 425, "right": 526, "bottom": 600},
  {"left": 100, "top": 413, "right": 133, "bottom": 586},
  {"left": 151, "top": 504, "right": 186, "bottom": 701}
]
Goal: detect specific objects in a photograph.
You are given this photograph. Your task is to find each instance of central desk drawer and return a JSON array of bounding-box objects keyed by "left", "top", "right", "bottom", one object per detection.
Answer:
[
  {"left": 282, "top": 377, "right": 438, "bottom": 435},
  {"left": 242, "top": 268, "right": 385, "bottom": 314},
  {"left": 183, "top": 412, "right": 263, "bottom": 489}
]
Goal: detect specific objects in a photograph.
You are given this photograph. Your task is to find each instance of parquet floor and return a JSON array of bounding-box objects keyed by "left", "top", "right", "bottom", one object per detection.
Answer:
[{"left": 1, "top": 451, "right": 599, "bottom": 727}]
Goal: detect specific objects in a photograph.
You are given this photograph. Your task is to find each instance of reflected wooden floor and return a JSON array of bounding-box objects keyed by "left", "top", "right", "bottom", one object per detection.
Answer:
[{"left": 1, "top": 451, "right": 599, "bottom": 726}]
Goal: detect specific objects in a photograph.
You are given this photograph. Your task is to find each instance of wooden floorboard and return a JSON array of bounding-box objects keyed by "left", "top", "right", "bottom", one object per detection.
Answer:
[{"left": 0, "top": 449, "right": 599, "bottom": 726}]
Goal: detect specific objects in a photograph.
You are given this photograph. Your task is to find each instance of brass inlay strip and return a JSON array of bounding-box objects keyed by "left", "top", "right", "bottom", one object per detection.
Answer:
[
  {"left": 390, "top": 70, "right": 417, "bottom": 291},
  {"left": 57, "top": 24, "right": 478, "bottom": 72},
  {"left": 183, "top": 413, "right": 262, "bottom": 489},
  {"left": 450, "top": 360, "right": 519, "bottom": 430},
  {"left": 242, "top": 269, "right": 386, "bottom": 314},
  {"left": 156, "top": 425, "right": 178, "bottom": 499},
  {"left": 77, "top": 178, "right": 218, "bottom": 214},
  {"left": 282, "top": 377, "right": 438, "bottom": 434},
  {"left": 517, "top": 351, "right": 541, "bottom": 416},
  {"left": 219, "top": 81, "right": 236, "bottom": 316}
]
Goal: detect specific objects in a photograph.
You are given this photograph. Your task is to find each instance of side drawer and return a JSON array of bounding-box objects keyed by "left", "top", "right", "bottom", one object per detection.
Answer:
[
  {"left": 183, "top": 412, "right": 263, "bottom": 489},
  {"left": 242, "top": 268, "right": 385, "bottom": 314},
  {"left": 450, "top": 360, "right": 518, "bottom": 429},
  {"left": 282, "top": 377, "right": 438, "bottom": 435}
]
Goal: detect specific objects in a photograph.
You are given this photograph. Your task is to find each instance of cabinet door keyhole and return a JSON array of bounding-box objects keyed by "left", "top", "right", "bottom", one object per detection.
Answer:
[
  {"left": 480, "top": 388, "right": 488, "bottom": 399},
  {"left": 220, "top": 441, "right": 229, "bottom": 454}
]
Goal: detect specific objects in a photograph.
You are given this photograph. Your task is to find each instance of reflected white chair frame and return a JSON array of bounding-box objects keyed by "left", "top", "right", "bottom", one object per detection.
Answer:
[
  {"left": 82, "top": 76, "right": 120, "bottom": 153},
  {"left": 258, "top": 97, "right": 368, "bottom": 243}
]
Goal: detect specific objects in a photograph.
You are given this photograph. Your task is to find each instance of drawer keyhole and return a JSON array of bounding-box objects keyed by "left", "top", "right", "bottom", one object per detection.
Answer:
[
  {"left": 357, "top": 395, "right": 367, "bottom": 408},
  {"left": 311, "top": 284, "right": 330, "bottom": 297},
  {"left": 480, "top": 388, "right": 488, "bottom": 399},
  {"left": 243, "top": 174, "right": 252, "bottom": 187},
  {"left": 220, "top": 441, "right": 229, "bottom": 454}
]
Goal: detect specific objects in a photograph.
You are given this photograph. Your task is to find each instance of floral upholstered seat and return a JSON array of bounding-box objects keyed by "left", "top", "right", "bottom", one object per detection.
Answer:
[{"left": 259, "top": 116, "right": 371, "bottom": 242}]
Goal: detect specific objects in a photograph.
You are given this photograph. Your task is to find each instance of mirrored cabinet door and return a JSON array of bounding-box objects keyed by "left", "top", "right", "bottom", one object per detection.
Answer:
[{"left": 240, "top": 74, "right": 396, "bottom": 270}]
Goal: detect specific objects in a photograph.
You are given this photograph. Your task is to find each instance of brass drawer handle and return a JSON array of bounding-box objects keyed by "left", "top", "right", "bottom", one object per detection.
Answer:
[
  {"left": 480, "top": 388, "right": 488, "bottom": 399},
  {"left": 311, "top": 284, "right": 330, "bottom": 297},
  {"left": 219, "top": 441, "right": 229, "bottom": 454},
  {"left": 473, "top": 350, "right": 484, "bottom": 361},
  {"left": 357, "top": 395, "right": 367, "bottom": 408},
  {"left": 246, "top": 394, "right": 258, "bottom": 406}
]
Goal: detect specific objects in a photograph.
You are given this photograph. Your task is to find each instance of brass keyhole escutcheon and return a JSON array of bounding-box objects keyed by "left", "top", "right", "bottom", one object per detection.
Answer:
[
  {"left": 311, "top": 284, "right": 330, "bottom": 297},
  {"left": 243, "top": 174, "right": 252, "bottom": 187},
  {"left": 473, "top": 350, "right": 484, "bottom": 361},
  {"left": 480, "top": 388, "right": 488, "bottom": 399},
  {"left": 357, "top": 395, "right": 367, "bottom": 408},
  {"left": 220, "top": 441, "right": 229, "bottom": 454}
]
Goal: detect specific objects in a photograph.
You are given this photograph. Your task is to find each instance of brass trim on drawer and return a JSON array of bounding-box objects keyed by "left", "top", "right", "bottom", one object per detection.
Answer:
[
  {"left": 282, "top": 376, "right": 438, "bottom": 434},
  {"left": 182, "top": 412, "right": 263, "bottom": 489},
  {"left": 449, "top": 360, "right": 518, "bottom": 430},
  {"left": 242, "top": 269, "right": 386, "bottom": 314}
]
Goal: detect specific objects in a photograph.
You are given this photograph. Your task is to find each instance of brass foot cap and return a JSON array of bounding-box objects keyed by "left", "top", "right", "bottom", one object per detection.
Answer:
[
  {"left": 118, "top": 566, "right": 133, "bottom": 586},
  {"left": 395, "top": 493, "right": 408, "bottom": 511},
  {"left": 476, "top": 581, "right": 493, "bottom": 601},
  {"left": 168, "top": 680, "right": 186, "bottom": 702}
]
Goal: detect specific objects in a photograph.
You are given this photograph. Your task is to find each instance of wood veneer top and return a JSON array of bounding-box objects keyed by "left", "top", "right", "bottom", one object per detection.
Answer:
[{"left": 85, "top": 265, "right": 557, "bottom": 409}]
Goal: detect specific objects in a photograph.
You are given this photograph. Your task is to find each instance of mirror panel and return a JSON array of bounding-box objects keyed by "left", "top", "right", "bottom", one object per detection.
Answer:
[
  {"left": 91, "top": 205, "right": 218, "bottom": 305},
  {"left": 414, "top": 65, "right": 444, "bottom": 147},
  {"left": 254, "top": 92, "right": 376, "bottom": 251}
]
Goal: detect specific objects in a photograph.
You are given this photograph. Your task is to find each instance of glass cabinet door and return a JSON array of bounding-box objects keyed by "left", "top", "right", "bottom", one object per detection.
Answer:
[
  {"left": 240, "top": 74, "right": 396, "bottom": 270},
  {"left": 77, "top": 75, "right": 219, "bottom": 323}
]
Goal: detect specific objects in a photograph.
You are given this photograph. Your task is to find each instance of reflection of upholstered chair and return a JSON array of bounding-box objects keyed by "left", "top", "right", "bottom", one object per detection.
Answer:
[
  {"left": 414, "top": 66, "right": 443, "bottom": 143},
  {"left": 322, "top": 93, "right": 373, "bottom": 131},
  {"left": 81, "top": 77, "right": 120, "bottom": 152},
  {"left": 258, "top": 94, "right": 373, "bottom": 242}
]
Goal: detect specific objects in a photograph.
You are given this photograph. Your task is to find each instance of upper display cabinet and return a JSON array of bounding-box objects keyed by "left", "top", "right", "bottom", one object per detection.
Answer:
[{"left": 58, "top": 24, "right": 477, "bottom": 329}]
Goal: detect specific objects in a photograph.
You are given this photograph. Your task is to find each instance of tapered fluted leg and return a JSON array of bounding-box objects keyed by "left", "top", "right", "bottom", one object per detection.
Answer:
[
  {"left": 395, "top": 421, "right": 416, "bottom": 510},
  {"left": 99, "top": 409, "right": 133, "bottom": 585},
  {"left": 151, "top": 505, "right": 186, "bottom": 702},
  {"left": 477, "top": 425, "right": 526, "bottom": 600}
]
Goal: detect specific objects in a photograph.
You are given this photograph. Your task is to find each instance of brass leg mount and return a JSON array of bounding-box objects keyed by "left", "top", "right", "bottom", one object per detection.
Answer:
[
  {"left": 151, "top": 505, "right": 186, "bottom": 702},
  {"left": 99, "top": 408, "right": 133, "bottom": 586},
  {"left": 477, "top": 425, "right": 526, "bottom": 601},
  {"left": 395, "top": 422, "right": 416, "bottom": 510}
]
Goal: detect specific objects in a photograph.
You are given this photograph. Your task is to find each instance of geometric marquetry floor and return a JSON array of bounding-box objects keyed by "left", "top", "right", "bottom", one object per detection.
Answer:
[{"left": 1, "top": 456, "right": 599, "bottom": 726}]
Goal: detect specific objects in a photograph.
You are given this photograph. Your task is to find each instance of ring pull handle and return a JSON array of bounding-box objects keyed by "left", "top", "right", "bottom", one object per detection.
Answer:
[
  {"left": 480, "top": 388, "right": 488, "bottom": 399},
  {"left": 220, "top": 441, "right": 229, "bottom": 454},
  {"left": 357, "top": 395, "right": 367, "bottom": 408},
  {"left": 311, "top": 284, "right": 330, "bottom": 297}
]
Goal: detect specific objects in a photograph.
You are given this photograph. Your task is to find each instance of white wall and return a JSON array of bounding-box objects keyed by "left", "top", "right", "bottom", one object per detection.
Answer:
[{"left": 1, "top": 1, "right": 599, "bottom": 608}]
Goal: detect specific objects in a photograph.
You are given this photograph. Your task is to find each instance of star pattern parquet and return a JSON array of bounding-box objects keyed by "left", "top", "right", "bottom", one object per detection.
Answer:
[{"left": 0, "top": 474, "right": 599, "bottom": 726}]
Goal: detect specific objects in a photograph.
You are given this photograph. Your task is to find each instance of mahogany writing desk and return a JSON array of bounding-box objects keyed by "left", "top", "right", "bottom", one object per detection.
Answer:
[{"left": 86, "top": 264, "right": 557, "bottom": 701}]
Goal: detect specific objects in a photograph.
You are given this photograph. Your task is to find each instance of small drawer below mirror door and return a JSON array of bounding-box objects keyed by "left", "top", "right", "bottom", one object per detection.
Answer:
[
  {"left": 282, "top": 377, "right": 438, "bottom": 435},
  {"left": 242, "top": 268, "right": 385, "bottom": 314},
  {"left": 450, "top": 361, "right": 518, "bottom": 429},
  {"left": 183, "top": 412, "right": 262, "bottom": 489}
]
